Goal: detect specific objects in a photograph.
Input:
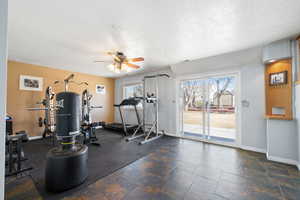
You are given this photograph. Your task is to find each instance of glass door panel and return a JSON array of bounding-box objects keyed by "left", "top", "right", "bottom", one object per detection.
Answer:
[
  {"left": 181, "top": 75, "right": 237, "bottom": 144},
  {"left": 207, "top": 76, "right": 236, "bottom": 142},
  {"left": 181, "top": 79, "right": 206, "bottom": 139}
]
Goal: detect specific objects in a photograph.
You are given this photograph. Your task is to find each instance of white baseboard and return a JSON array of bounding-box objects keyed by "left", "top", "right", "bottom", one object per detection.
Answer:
[
  {"left": 240, "top": 145, "right": 266, "bottom": 154},
  {"left": 267, "top": 154, "right": 299, "bottom": 166},
  {"left": 166, "top": 133, "right": 239, "bottom": 148},
  {"left": 29, "top": 135, "right": 43, "bottom": 140},
  {"left": 164, "top": 132, "right": 180, "bottom": 137},
  {"left": 162, "top": 133, "right": 300, "bottom": 170}
]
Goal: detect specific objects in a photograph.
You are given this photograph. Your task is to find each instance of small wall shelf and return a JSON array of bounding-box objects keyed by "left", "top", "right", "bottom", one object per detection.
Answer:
[
  {"left": 265, "top": 59, "right": 292, "bottom": 120},
  {"left": 265, "top": 115, "right": 293, "bottom": 120}
]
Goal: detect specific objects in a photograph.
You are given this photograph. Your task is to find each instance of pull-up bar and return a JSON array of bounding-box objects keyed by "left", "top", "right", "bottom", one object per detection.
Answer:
[{"left": 143, "top": 74, "right": 170, "bottom": 79}]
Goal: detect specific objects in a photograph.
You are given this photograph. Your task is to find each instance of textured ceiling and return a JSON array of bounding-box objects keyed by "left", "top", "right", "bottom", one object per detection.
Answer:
[{"left": 8, "top": 0, "right": 300, "bottom": 77}]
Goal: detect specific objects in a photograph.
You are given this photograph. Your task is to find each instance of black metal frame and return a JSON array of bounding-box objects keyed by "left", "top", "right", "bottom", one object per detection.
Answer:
[
  {"left": 5, "top": 132, "right": 33, "bottom": 177},
  {"left": 81, "top": 122, "right": 103, "bottom": 146},
  {"left": 115, "top": 98, "right": 142, "bottom": 136},
  {"left": 81, "top": 89, "right": 103, "bottom": 146}
]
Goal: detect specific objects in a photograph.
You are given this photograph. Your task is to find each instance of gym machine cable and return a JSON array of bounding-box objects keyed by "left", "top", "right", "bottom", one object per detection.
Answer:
[
  {"left": 26, "top": 86, "right": 56, "bottom": 144},
  {"left": 81, "top": 89, "right": 103, "bottom": 146}
]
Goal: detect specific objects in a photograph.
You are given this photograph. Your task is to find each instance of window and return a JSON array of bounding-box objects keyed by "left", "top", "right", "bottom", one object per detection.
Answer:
[{"left": 123, "top": 83, "right": 143, "bottom": 99}]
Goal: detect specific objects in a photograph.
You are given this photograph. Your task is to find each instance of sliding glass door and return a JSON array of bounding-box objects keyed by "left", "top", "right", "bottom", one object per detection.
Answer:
[
  {"left": 181, "top": 74, "right": 237, "bottom": 145},
  {"left": 182, "top": 79, "right": 206, "bottom": 139}
]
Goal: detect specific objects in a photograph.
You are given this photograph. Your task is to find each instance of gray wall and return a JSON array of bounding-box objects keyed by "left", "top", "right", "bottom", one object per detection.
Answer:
[
  {"left": 115, "top": 42, "right": 300, "bottom": 167},
  {"left": 171, "top": 46, "right": 262, "bottom": 75},
  {"left": 262, "top": 39, "right": 292, "bottom": 62},
  {"left": 264, "top": 39, "right": 299, "bottom": 164},
  {"left": 240, "top": 64, "right": 266, "bottom": 151},
  {"left": 114, "top": 68, "right": 177, "bottom": 134},
  {"left": 115, "top": 47, "right": 268, "bottom": 152},
  {"left": 294, "top": 40, "right": 300, "bottom": 167},
  {"left": 0, "top": 0, "right": 8, "bottom": 199},
  {"left": 296, "top": 85, "right": 300, "bottom": 167},
  {"left": 267, "top": 120, "right": 298, "bottom": 161},
  {"left": 171, "top": 56, "right": 266, "bottom": 151}
]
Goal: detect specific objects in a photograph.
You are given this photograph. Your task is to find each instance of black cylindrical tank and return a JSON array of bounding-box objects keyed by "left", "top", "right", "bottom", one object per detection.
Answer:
[
  {"left": 45, "top": 91, "right": 88, "bottom": 192},
  {"left": 45, "top": 144, "right": 88, "bottom": 192},
  {"left": 56, "top": 92, "right": 80, "bottom": 137}
]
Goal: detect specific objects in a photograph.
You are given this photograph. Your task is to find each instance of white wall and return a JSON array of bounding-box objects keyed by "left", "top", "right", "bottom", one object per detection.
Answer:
[{"left": 0, "top": 0, "right": 8, "bottom": 199}]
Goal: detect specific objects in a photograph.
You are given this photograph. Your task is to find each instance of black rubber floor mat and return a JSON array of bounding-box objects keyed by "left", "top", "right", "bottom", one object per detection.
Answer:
[{"left": 20, "top": 130, "right": 179, "bottom": 200}]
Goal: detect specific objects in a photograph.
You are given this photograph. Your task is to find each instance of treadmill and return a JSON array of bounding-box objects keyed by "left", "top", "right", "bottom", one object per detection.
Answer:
[{"left": 104, "top": 97, "right": 142, "bottom": 136}]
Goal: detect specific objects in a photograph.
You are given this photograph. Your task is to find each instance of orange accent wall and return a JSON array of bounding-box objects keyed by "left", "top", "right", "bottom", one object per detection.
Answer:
[
  {"left": 7, "top": 61, "right": 115, "bottom": 137},
  {"left": 265, "top": 59, "right": 292, "bottom": 120}
]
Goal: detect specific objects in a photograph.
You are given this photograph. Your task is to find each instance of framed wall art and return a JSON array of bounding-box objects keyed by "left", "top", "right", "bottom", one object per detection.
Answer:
[
  {"left": 96, "top": 84, "right": 105, "bottom": 94},
  {"left": 19, "top": 75, "right": 43, "bottom": 91},
  {"left": 269, "top": 71, "right": 287, "bottom": 86}
]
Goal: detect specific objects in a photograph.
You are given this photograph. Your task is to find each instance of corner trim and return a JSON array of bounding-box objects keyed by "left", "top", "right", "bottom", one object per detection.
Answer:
[
  {"left": 240, "top": 145, "right": 266, "bottom": 153},
  {"left": 267, "top": 155, "right": 299, "bottom": 166}
]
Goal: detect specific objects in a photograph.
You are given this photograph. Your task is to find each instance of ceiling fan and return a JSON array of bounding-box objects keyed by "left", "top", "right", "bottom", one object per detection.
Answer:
[{"left": 94, "top": 51, "right": 144, "bottom": 73}]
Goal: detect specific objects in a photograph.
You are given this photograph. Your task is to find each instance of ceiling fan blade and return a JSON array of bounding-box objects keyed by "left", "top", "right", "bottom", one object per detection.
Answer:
[
  {"left": 125, "top": 63, "right": 140, "bottom": 69},
  {"left": 127, "top": 57, "right": 144, "bottom": 62},
  {"left": 114, "top": 55, "right": 121, "bottom": 62},
  {"left": 106, "top": 51, "right": 115, "bottom": 56}
]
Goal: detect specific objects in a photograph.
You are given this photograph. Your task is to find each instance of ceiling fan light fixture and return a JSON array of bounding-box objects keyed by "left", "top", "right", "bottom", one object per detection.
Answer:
[
  {"left": 107, "top": 64, "right": 115, "bottom": 71},
  {"left": 115, "top": 68, "right": 121, "bottom": 73},
  {"left": 125, "top": 67, "right": 133, "bottom": 73},
  {"left": 107, "top": 63, "right": 121, "bottom": 73},
  {"left": 122, "top": 64, "right": 133, "bottom": 73},
  {"left": 102, "top": 51, "right": 144, "bottom": 74}
]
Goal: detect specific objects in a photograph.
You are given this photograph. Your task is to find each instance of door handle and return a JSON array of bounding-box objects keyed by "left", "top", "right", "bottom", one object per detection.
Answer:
[{"left": 205, "top": 101, "right": 209, "bottom": 110}]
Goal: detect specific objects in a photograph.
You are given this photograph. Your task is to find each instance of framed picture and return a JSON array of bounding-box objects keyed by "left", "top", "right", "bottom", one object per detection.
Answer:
[
  {"left": 19, "top": 75, "right": 43, "bottom": 91},
  {"left": 96, "top": 84, "right": 105, "bottom": 94},
  {"left": 269, "top": 71, "right": 288, "bottom": 86}
]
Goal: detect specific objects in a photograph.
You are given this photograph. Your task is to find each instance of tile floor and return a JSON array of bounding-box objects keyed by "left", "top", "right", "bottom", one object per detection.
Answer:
[{"left": 61, "top": 139, "right": 300, "bottom": 200}]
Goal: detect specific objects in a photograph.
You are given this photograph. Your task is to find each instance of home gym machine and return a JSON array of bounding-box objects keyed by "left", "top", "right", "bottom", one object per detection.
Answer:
[
  {"left": 26, "top": 86, "right": 56, "bottom": 143},
  {"left": 45, "top": 74, "right": 88, "bottom": 192},
  {"left": 127, "top": 74, "right": 170, "bottom": 144},
  {"left": 104, "top": 97, "right": 142, "bottom": 136},
  {"left": 5, "top": 115, "right": 33, "bottom": 177},
  {"left": 81, "top": 89, "right": 103, "bottom": 146}
]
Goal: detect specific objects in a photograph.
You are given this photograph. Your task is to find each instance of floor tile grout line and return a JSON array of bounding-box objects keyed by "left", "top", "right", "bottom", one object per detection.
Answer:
[{"left": 277, "top": 182, "right": 287, "bottom": 200}]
